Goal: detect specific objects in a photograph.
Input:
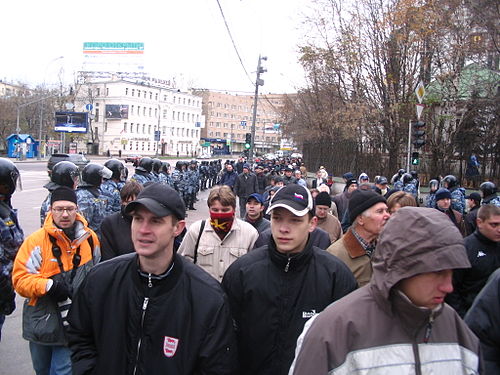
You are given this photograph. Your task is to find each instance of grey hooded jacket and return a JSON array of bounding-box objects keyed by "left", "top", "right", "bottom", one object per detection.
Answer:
[{"left": 289, "top": 207, "right": 482, "bottom": 375}]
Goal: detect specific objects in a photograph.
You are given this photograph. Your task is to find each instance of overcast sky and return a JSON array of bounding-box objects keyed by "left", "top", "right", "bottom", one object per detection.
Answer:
[{"left": 1, "top": 0, "right": 310, "bottom": 94}]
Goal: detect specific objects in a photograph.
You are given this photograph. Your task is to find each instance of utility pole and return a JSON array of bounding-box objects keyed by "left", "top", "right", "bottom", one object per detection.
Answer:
[{"left": 249, "top": 55, "right": 267, "bottom": 163}]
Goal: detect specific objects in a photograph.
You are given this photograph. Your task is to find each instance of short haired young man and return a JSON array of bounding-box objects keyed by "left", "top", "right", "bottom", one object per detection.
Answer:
[
  {"left": 179, "top": 185, "right": 258, "bottom": 281},
  {"left": 244, "top": 193, "right": 270, "bottom": 234},
  {"left": 222, "top": 184, "right": 356, "bottom": 375},
  {"left": 67, "top": 183, "right": 237, "bottom": 374},
  {"left": 13, "top": 187, "right": 100, "bottom": 375},
  {"left": 435, "top": 188, "right": 465, "bottom": 235},
  {"left": 464, "top": 192, "right": 481, "bottom": 236},
  {"left": 446, "top": 204, "right": 500, "bottom": 317},
  {"left": 290, "top": 207, "right": 482, "bottom": 375}
]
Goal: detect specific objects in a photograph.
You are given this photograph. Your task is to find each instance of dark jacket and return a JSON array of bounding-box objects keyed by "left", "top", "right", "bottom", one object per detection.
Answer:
[
  {"left": 100, "top": 211, "right": 134, "bottom": 261},
  {"left": 446, "top": 229, "right": 500, "bottom": 317},
  {"left": 244, "top": 216, "right": 271, "bottom": 234},
  {"left": 255, "top": 173, "right": 267, "bottom": 194},
  {"left": 253, "top": 227, "right": 331, "bottom": 250},
  {"left": 332, "top": 191, "right": 351, "bottom": 222},
  {"left": 219, "top": 170, "right": 238, "bottom": 189},
  {"left": 222, "top": 237, "right": 357, "bottom": 375},
  {"left": 233, "top": 172, "right": 259, "bottom": 199},
  {"left": 311, "top": 178, "right": 327, "bottom": 189},
  {"left": 465, "top": 268, "right": 500, "bottom": 375},
  {"left": 67, "top": 253, "right": 238, "bottom": 375},
  {"left": 464, "top": 205, "right": 479, "bottom": 236}
]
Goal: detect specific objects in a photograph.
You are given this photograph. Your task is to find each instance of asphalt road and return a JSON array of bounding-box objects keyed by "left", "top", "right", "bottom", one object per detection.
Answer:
[{"left": 0, "top": 158, "right": 213, "bottom": 375}]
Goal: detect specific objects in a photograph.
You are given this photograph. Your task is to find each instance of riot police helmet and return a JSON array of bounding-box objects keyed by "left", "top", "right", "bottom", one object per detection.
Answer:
[
  {"left": 137, "top": 157, "right": 153, "bottom": 173},
  {"left": 0, "top": 158, "right": 21, "bottom": 197},
  {"left": 104, "top": 159, "right": 126, "bottom": 181},
  {"left": 402, "top": 173, "right": 413, "bottom": 185},
  {"left": 81, "top": 163, "right": 112, "bottom": 187},
  {"left": 51, "top": 161, "right": 80, "bottom": 188},
  {"left": 479, "top": 181, "right": 497, "bottom": 197},
  {"left": 152, "top": 158, "right": 162, "bottom": 174},
  {"left": 442, "top": 175, "right": 458, "bottom": 189}
]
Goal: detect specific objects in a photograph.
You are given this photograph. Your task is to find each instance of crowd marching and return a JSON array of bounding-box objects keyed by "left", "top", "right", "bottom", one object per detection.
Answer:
[{"left": 0, "top": 153, "right": 499, "bottom": 374}]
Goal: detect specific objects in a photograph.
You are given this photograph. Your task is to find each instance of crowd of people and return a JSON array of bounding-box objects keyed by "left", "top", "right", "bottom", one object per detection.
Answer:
[{"left": 0, "top": 154, "right": 499, "bottom": 374}]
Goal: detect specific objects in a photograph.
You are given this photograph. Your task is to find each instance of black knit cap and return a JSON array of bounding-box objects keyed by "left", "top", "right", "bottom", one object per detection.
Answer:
[
  {"left": 349, "top": 189, "right": 387, "bottom": 224},
  {"left": 51, "top": 186, "right": 77, "bottom": 205},
  {"left": 315, "top": 192, "right": 332, "bottom": 207}
]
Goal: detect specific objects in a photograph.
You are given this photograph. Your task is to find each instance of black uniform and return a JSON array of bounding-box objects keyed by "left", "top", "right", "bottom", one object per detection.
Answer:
[
  {"left": 446, "top": 229, "right": 500, "bottom": 317},
  {"left": 222, "top": 238, "right": 356, "bottom": 375},
  {"left": 68, "top": 253, "right": 238, "bottom": 375}
]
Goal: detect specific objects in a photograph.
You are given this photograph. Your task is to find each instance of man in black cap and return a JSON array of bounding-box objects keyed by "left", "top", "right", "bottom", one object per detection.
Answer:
[
  {"left": 222, "top": 184, "right": 356, "bottom": 375},
  {"left": 327, "top": 189, "right": 390, "bottom": 287},
  {"left": 282, "top": 166, "right": 297, "bottom": 185},
  {"left": 464, "top": 192, "right": 481, "bottom": 236},
  {"left": 234, "top": 163, "right": 259, "bottom": 218},
  {"left": 13, "top": 186, "right": 100, "bottom": 375},
  {"left": 315, "top": 192, "right": 342, "bottom": 243},
  {"left": 67, "top": 183, "right": 237, "bottom": 375}
]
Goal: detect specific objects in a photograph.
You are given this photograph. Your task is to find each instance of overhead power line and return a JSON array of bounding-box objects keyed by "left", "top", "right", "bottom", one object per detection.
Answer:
[{"left": 215, "top": 0, "right": 254, "bottom": 86}]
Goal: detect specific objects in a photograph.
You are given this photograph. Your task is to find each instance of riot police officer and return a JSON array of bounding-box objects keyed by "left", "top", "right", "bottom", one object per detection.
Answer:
[
  {"left": 40, "top": 161, "right": 80, "bottom": 225},
  {"left": 402, "top": 173, "right": 417, "bottom": 197},
  {"left": 151, "top": 158, "right": 163, "bottom": 183},
  {"left": 185, "top": 160, "right": 199, "bottom": 210},
  {"left": 159, "top": 162, "right": 174, "bottom": 188},
  {"left": 131, "top": 157, "right": 154, "bottom": 185},
  {"left": 76, "top": 163, "right": 112, "bottom": 236},
  {"left": 480, "top": 181, "right": 500, "bottom": 206},
  {"left": 101, "top": 159, "right": 126, "bottom": 215},
  {"left": 441, "top": 175, "right": 466, "bottom": 215},
  {"left": 0, "top": 158, "right": 24, "bottom": 340}
]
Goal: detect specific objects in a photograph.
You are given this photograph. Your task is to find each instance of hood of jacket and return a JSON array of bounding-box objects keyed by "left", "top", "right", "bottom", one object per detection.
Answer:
[{"left": 371, "top": 207, "right": 470, "bottom": 300}]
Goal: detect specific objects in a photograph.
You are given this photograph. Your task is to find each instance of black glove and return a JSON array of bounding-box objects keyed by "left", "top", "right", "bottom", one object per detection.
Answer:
[{"left": 46, "top": 279, "right": 71, "bottom": 302}]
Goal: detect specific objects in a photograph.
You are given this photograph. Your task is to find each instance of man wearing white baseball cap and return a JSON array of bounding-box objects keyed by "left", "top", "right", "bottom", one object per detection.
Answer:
[{"left": 222, "top": 184, "right": 356, "bottom": 375}]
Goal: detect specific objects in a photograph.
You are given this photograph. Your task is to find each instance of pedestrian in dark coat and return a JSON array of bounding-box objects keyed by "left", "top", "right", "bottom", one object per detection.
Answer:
[{"left": 234, "top": 164, "right": 259, "bottom": 218}]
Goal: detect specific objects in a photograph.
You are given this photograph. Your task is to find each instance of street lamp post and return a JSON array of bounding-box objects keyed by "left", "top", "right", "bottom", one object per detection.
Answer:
[{"left": 249, "top": 55, "right": 267, "bottom": 163}]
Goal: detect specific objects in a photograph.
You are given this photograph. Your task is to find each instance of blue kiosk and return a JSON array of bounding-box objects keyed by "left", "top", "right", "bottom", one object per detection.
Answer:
[{"left": 6, "top": 134, "right": 38, "bottom": 159}]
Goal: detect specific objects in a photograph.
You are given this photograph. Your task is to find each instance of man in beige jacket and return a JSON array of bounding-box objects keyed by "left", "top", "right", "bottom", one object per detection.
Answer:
[
  {"left": 179, "top": 185, "right": 258, "bottom": 281},
  {"left": 314, "top": 192, "right": 342, "bottom": 243},
  {"left": 327, "top": 189, "right": 390, "bottom": 287}
]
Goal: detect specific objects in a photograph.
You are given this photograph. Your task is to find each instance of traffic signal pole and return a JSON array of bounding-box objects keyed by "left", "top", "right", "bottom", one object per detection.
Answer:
[
  {"left": 406, "top": 119, "right": 411, "bottom": 172},
  {"left": 249, "top": 55, "right": 266, "bottom": 163}
]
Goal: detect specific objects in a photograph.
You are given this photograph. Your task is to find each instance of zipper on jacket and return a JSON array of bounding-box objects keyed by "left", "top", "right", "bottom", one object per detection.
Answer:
[
  {"left": 133, "top": 275, "right": 153, "bottom": 375},
  {"left": 284, "top": 256, "right": 291, "bottom": 272},
  {"left": 423, "top": 312, "right": 435, "bottom": 344}
]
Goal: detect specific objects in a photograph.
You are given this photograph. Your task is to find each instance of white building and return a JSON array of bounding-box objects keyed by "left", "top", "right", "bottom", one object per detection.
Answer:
[{"left": 74, "top": 76, "right": 205, "bottom": 156}]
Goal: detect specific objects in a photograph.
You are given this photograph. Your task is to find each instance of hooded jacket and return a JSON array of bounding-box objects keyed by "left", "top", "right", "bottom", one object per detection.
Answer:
[{"left": 290, "top": 207, "right": 481, "bottom": 375}]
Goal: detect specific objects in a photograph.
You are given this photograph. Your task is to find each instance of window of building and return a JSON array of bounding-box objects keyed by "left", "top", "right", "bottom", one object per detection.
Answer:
[
  {"left": 95, "top": 108, "right": 99, "bottom": 122},
  {"left": 155, "top": 108, "right": 158, "bottom": 117},
  {"left": 183, "top": 98, "right": 186, "bottom": 105},
  {"left": 106, "top": 88, "right": 109, "bottom": 96},
  {"left": 149, "top": 92, "right": 152, "bottom": 99},
  {"left": 143, "top": 91, "right": 147, "bottom": 98},
  {"left": 96, "top": 88, "right": 100, "bottom": 96},
  {"left": 123, "top": 122, "right": 127, "bottom": 133},
  {"left": 137, "top": 106, "right": 141, "bottom": 116},
  {"left": 191, "top": 129, "right": 195, "bottom": 137},
  {"left": 135, "top": 142, "right": 138, "bottom": 151},
  {"left": 131, "top": 105, "right": 134, "bottom": 115},
  {"left": 163, "top": 95, "right": 167, "bottom": 101},
  {"left": 132, "top": 89, "right": 135, "bottom": 96},
  {"left": 172, "top": 111, "right": 175, "bottom": 120},
  {"left": 188, "top": 99, "right": 191, "bottom": 106},
  {"left": 209, "top": 131, "right": 213, "bottom": 136},
  {"left": 148, "top": 142, "right": 151, "bottom": 151},
  {"left": 155, "top": 93, "right": 158, "bottom": 101},
  {"left": 162, "top": 126, "right": 166, "bottom": 134},
  {"left": 143, "top": 107, "right": 146, "bottom": 116},
  {"left": 125, "top": 88, "right": 129, "bottom": 95},
  {"left": 163, "top": 109, "right": 167, "bottom": 119},
  {"left": 149, "top": 108, "right": 152, "bottom": 117},
  {"left": 223, "top": 132, "right": 228, "bottom": 138},
  {"left": 142, "top": 142, "right": 145, "bottom": 151},
  {"left": 182, "top": 128, "right": 185, "bottom": 137},
  {"left": 177, "top": 128, "right": 180, "bottom": 136},
  {"left": 177, "top": 112, "right": 180, "bottom": 121},
  {"left": 104, "top": 122, "right": 107, "bottom": 132},
  {"left": 142, "top": 124, "right": 146, "bottom": 133},
  {"left": 182, "top": 112, "right": 185, "bottom": 121},
  {"left": 130, "top": 123, "right": 134, "bottom": 133},
  {"left": 171, "top": 128, "right": 174, "bottom": 136},
  {"left": 148, "top": 125, "right": 151, "bottom": 134},
  {"left": 216, "top": 132, "right": 220, "bottom": 137}
]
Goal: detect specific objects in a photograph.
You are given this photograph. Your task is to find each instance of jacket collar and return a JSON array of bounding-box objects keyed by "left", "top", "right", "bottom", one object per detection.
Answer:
[
  {"left": 44, "top": 212, "right": 91, "bottom": 249},
  {"left": 342, "top": 229, "right": 368, "bottom": 258},
  {"left": 474, "top": 229, "right": 497, "bottom": 245},
  {"left": 267, "top": 234, "right": 313, "bottom": 273}
]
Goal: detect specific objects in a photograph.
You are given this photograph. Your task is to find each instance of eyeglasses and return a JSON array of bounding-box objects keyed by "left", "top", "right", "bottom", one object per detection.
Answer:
[{"left": 52, "top": 207, "right": 77, "bottom": 214}]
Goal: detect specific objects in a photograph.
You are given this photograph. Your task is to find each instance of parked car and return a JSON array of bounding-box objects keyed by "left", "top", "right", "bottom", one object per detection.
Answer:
[
  {"left": 124, "top": 154, "right": 142, "bottom": 166},
  {"left": 47, "top": 153, "right": 90, "bottom": 176}
]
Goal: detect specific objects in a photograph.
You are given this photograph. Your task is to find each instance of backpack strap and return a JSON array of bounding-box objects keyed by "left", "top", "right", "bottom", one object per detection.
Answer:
[{"left": 193, "top": 220, "right": 206, "bottom": 265}]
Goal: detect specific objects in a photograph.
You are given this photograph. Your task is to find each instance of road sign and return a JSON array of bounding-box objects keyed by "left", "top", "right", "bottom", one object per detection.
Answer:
[
  {"left": 85, "top": 104, "right": 93, "bottom": 111},
  {"left": 415, "top": 81, "right": 425, "bottom": 104},
  {"left": 154, "top": 130, "right": 161, "bottom": 141},
  {"left": 416, "top": 103, "right": 425, "bottom": 120},
  {"left": 240, "top": 121, "right": 247, "bottom": 127}
]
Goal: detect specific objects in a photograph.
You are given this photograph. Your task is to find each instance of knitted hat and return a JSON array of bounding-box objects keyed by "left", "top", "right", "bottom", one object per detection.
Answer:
[
  {"left": 435, "top": 188, "right": 452, "bottom": 202},
  {"left": 346, "top": 179, "right": 358, "bottom": 189},
  {"left": 315, "top": 192, "right": 332, "bottom": 207},
  {"left": 50, "top": 186, "right": 77, "bottom": 205},
  {"left": 349, "top": 189, "right": 387, "bottom": 224}
]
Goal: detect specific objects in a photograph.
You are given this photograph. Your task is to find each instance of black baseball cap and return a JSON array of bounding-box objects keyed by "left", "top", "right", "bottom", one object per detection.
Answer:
[
  {"left": 125, "top": 183, "right": 186, "bottom": 219},
  {"left": 465, "top": 192, "right": 481, "bottom": 203},
  {"left": 266, "top": 184, "right": 314, "bottom": 217}
]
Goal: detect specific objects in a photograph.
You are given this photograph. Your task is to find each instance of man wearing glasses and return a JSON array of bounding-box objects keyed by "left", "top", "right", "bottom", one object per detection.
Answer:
[{"left": 13, "top": 186, "right": 100, "bottom": 375}]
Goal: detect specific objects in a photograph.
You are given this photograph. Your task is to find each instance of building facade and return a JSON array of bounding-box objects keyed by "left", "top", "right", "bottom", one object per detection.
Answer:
[
  {"left": 74, "top": 77, "right": 205, "bottom": 157},
  {"left": 193, "top": 90, "right": 285, "bottom": 156}
]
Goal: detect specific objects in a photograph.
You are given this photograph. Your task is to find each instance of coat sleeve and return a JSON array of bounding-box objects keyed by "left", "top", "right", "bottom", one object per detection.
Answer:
[
  {"left": 99, "top": 217, "right": 116, "bottom": 261},
  {"left": 67, "top": 273, "right": 98, "bottom": 375},
  {"left": 179, "top": 221, "right": 202, "bottom": 262},
  {"left": 464, "top": 270, "right": 500, "bottom": 375},
  {"left": 12, "top": 236, "right": 50, "bottom": 300},
  {"left": 233, "top": 176, "right": 240, "bottom": 196},
  {"left": 197, "top": 295, "right": 239, "bottom": 375}
]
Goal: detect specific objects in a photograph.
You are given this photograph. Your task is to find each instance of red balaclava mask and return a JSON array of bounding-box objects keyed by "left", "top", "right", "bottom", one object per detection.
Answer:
[{"left": 210, "top": 211, "right": 235, "bottom": 239}]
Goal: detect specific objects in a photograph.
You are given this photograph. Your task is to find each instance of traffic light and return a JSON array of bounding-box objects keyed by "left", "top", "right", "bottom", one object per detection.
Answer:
[
  {"left": 412, "top": 121, "right": 426, "bottom": 148},
  {"left": 411, "top": 152, "right": 420, "bottom": 165},
  {"left": 244, "top": 133, "right": 251, "bottom": 150}
]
